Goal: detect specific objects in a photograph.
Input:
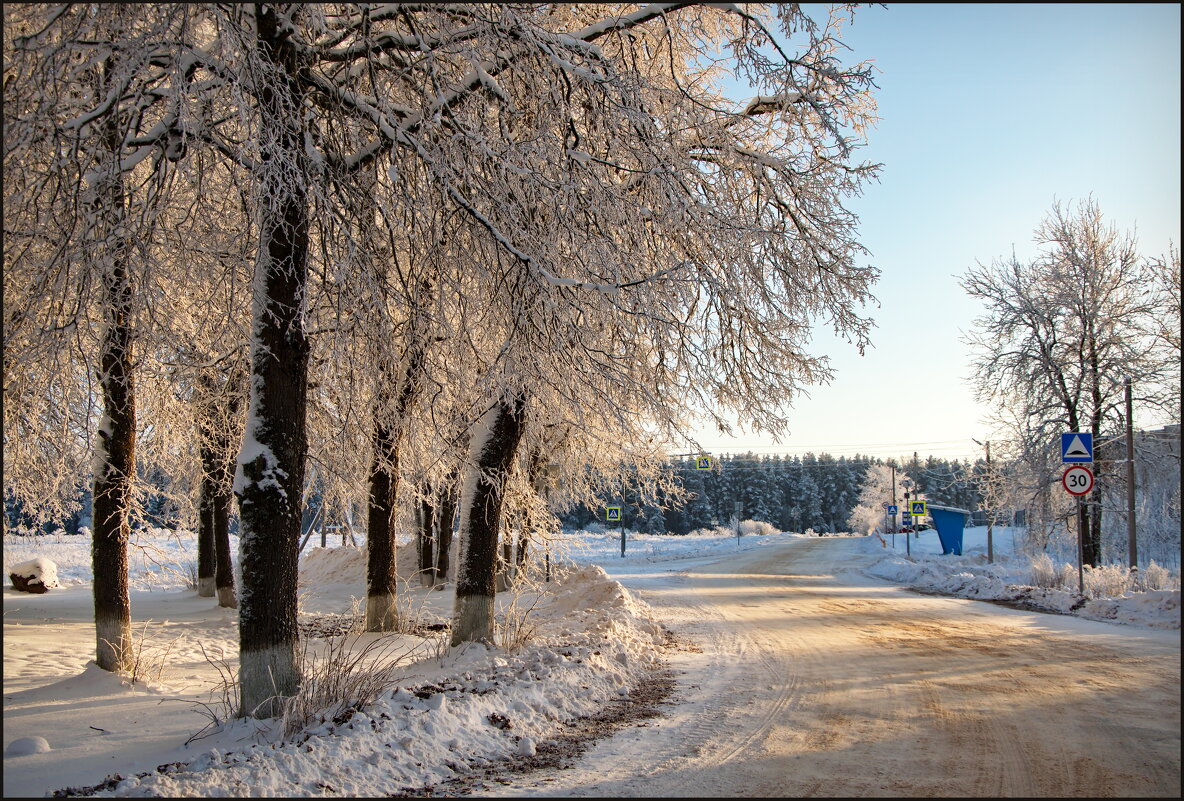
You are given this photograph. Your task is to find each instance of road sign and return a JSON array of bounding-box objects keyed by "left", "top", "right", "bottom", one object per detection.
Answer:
[
  {"left": 881, "top": 502, "right": 889, "bottom": 509},
  {"left": 1062, "top": 465, "right": 1095, "bottom": 496},
  {"left": 605, "top": 506, "right": 622, "bottom": 522},
  {"left": 902, "top": 513, "right": 912, "bottom": 524},
  {"left": 696, "top": 455, "right": 711, "bottom": 470},
  {"left": 888, "top": 505, "right": 899, "bottom": 515},
  {"left": 910, "top": 500, "right": 927, "bottom": 517},
  {"left": 1061, "top": 432, "right": 1094, "bottom": 463}
]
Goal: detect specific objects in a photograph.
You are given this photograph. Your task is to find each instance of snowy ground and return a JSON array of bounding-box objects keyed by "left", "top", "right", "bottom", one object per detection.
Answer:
[{"left": 3, "top": 523, "right": 1178, "bottom": 797}]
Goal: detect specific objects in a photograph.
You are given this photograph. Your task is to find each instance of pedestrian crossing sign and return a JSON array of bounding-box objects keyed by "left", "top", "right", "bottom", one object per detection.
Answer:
[
  {"left": 605, "top": 506, "right": 621, "bottom": 522},
  {"left": 696, "top": 455, "right": 711, "bottom": 470},
  {"left": 910, "top": 500, "right": 927, "bottom": 517}
]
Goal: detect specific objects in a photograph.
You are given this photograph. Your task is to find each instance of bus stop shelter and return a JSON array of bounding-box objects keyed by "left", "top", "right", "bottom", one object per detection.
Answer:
[{"left": 926, "top": 504, "right": 972, "bottom": 556}]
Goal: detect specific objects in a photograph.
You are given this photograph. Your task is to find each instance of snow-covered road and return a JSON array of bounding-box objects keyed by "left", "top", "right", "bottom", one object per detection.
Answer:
[{"left": 487, "top": 536, "right": 1181, "bottom": 797}]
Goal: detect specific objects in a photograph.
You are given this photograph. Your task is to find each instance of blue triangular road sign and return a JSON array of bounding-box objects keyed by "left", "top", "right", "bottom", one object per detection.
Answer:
[{"left": 1061, "top": 432, "right": 1093, "bottom": 463}]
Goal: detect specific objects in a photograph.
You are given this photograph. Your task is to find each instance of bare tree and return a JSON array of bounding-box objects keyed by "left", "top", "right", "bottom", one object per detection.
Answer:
[
  {"left": 1147, "top": 246, "right": 1181, "bottom": 423},
  {"left": 961, "top": 198, "right": 1168, "bottom": 565}
]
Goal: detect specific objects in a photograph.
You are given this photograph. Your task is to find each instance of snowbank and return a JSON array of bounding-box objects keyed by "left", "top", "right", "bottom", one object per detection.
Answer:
[
  {"left": 86, "top": 561, "right": 665, "bottom": 797},
  {"left": 862, "top": 529, "right": 1180, "bottom": 630}
]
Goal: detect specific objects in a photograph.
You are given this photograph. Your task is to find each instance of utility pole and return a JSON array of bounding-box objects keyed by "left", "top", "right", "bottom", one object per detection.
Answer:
[
  {"left": 1124, "top": 376, "right": 1138, "bottom": 572},
  {"left": 985, "top": 441, "right": 993, "bottom": 563},
  {"left": 890, "top": 464, "right": 897, "bottom": 549},
  {"left": 620, "top": 473, "right": 626, "bottom": 558},
  {"left": 912, "top": 452, "right": 919, "bottom": 539},
  {"left": 901, "top": 478, "right": 912, "bottom": 558}
]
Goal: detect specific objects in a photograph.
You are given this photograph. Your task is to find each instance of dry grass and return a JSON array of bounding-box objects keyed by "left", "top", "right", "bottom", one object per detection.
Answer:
[
  {"left": 103, "top": 619, "right": 181, "bottom": 688},
  {"left": 1028, "top": 552, "right": 1181, "bottom": 596},
  {"left": 495, "top": 574, "right": 544, "bottom": 653},
  {"left": 278, "top": 631, "right": 418, "bottom": 738},
  {"left": 179, "top": 641, "right": 240, "bottom": 745}
]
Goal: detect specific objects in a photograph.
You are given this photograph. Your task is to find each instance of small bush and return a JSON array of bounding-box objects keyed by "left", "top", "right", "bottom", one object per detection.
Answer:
[
  {"left": 1028, "top": 553, "right": 1059, "bottom": 588},
  {"left": 1083, "top": 563, "right": 1132, "bottom": 599},
  {"left": 738, "top": 519, "right": 778, "bottom": 536},
  {"left": 1057, "top": 562, "right": 1079, "bottom": 592},
  {"left": 1137, "top": 561, "right": 1179, "bottom": 591}
]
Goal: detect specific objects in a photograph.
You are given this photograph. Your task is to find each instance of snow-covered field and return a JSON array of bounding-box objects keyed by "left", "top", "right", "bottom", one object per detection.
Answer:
[{"left": 3, "top": 523, "right": 1178, "bottom": 797}]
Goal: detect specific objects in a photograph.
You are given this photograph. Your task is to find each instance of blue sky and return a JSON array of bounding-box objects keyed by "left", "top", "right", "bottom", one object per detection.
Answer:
[{"left": 693, "top": 3, "right": 1181, "bottom": 463}]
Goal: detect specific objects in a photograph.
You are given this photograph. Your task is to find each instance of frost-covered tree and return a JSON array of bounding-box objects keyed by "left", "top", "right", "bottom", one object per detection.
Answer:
[
  {"left": 961, "top": 199, "right": 1170, "bottom": 565},
  {"left": 847, "top": 464, "right": 918, "bottom": 535},
  {"left": 1147, "top": 246, "right": 1181, "bottom": 423},
  {"left": 3, "top": 3, "right": 214, "bottom": 671},
  {"left": 7, "top": 1, "right": 882, "bottom": 700}
]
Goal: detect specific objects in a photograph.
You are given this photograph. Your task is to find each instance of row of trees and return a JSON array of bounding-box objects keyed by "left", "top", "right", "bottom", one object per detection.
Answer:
[
  {"left": 561, "top": 451, "right": 984, "bottom": 535},
  {"left": 3, "top": 4, "right": 880, "bottom": 718},
  {"left": 962, "top": 199, "right": 1180, "bottom": 567}
]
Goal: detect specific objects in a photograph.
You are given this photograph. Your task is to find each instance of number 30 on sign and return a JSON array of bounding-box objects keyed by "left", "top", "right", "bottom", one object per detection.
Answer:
[{"left": 1062, "top": 465, "right": 1094, "bottom": 496}]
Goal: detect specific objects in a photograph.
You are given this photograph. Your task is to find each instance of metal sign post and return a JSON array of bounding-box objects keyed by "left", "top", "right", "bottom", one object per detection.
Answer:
[
  {"left": 605, "top": 505, "right": 624, "bottom": 557},
  {"left": 1062, "top": 432, "right": 1094, "bottom": 589},
  {"left": 1062, "top": 462, "right": 1094, "bottom": 596}
]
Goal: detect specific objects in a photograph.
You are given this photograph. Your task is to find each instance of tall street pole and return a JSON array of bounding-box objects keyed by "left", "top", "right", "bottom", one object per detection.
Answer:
[
  {"left": 985, "top": 440, "right": 993, "bottom": 564},
  {"left": 891, "top": 465, "right": 897, "bottom": 549},
  {"left": 1125, "top": 376, "right": 1138, "bottom": 572},
  {"left": 620, "top": 474, "right": 626, "bottom": 558}
]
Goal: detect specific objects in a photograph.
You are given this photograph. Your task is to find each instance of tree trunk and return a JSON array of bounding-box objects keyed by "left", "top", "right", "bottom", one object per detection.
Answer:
[
  {"left": 365, "top": 417, "right": 399, "bottom": 631},
  {"left": 434, "top": 474, "right": 458, "bottom": 588},
  {"left": 236, "top": 6, "right": 309, "bottom": 719},
  {"left": 91, "top": 56, "right": 134, "bottom": 674},
  {"left": 451, "top": 395, "right": 527, "bottom": 647},
  {"left": 212, "top": 482, "right": 237, "bottom": 608},
  {"left": 197, "top": 366, "right": 243, "bottom": 606},
  {"left": 515, "top": 527, "right": 529, "bottom": 569},
  {"left": 196, "top": 471, "right": 217, "bottom": 597},
  {"left": 418, "top": 485, "right": 436, "bottom": 587},
  {"left": 1084, "top": 349, "right": 1104, "bottom": 567},
  {"left": 92, "top": 256, "right": 135, "bottom": 673},
  {"left": 196, "top": 364, "right": 242, "bottom": 603},
  {"left": 214, "top": 367, "right": 244, "bottom": 609},
  {"left": 364, "top": 280, "right": 430, "bottom": 631}
]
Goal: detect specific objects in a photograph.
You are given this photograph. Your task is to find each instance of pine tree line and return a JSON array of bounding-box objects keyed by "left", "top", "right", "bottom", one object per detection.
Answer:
[{"left": 561, "top": 452, "right": 986, "bottom": 535}]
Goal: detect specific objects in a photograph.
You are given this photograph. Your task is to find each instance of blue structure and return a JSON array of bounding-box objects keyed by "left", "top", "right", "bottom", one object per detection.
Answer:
[{"left": 926, "top": 505, "right": 972, "bottom": 555}]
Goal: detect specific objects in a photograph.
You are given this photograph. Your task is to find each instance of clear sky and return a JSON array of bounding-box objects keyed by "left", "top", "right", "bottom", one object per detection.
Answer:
[{"left": 692, "top": 3, "right": 1181, "bottom": 463}]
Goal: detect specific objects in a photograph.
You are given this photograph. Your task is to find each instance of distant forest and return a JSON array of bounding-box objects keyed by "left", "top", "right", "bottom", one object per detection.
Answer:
[{"left": 560, "top": 452, "right": 986, "bottom": 535}]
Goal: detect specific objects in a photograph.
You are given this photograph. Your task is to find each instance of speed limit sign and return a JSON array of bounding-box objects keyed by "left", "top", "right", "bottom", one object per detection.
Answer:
[{"left": 1062, "top": 465, "right": 1094, "bottom": 496}]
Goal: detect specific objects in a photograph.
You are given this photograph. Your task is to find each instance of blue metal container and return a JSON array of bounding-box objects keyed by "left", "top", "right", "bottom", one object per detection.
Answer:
[{"left": 927, "top": 505, "right": 971, "bottom": 555}]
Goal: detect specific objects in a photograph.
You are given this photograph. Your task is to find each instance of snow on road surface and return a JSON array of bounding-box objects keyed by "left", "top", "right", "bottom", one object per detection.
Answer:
[
  {"left": 483, "top": 536, "right": 1181, "bottom": 797},
  {"left": 3, "top": 528, "right": 1178, "bottom": 797}
]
